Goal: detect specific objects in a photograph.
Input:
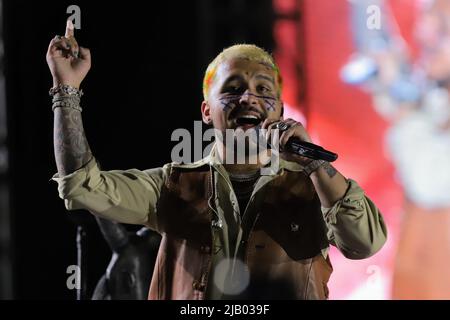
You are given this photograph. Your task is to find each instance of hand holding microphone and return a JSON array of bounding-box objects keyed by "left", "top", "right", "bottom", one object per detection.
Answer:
[{"left": 261, "top": 119, "right": 338, "bottom": 163}]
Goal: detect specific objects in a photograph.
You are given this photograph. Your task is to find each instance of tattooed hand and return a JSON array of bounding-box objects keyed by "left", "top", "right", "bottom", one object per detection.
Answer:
[{"left": 46, "top": 20, "right": 91, "bottom": 89}]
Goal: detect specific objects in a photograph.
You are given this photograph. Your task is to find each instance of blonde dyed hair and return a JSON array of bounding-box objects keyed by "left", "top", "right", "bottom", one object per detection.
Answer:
[{"left": 202, "top": 44, "right": 282, "bottom": 100}]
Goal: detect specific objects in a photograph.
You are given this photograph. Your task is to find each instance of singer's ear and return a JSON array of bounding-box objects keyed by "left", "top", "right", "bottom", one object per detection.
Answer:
[{"left": 201, "top": 101, "right": 212, "bottom": 125}]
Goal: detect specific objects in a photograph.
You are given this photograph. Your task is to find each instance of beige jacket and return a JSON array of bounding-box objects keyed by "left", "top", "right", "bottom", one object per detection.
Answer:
[{"left": 53, "top": 146, "right": 387, "bottom": 299}]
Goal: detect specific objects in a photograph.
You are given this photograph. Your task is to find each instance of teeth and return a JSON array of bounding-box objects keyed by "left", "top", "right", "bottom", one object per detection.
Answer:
[
  {"left": 235, "top": 115, "right": 261, "bottom": 126},
  {"left": 238, "top": 115, "right": 259, "bottom": 119}
]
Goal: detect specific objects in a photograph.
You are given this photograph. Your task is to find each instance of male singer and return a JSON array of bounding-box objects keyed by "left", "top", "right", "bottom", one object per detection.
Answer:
[{"left": 48, "top": 20, "right": 387, "bottom": 299}]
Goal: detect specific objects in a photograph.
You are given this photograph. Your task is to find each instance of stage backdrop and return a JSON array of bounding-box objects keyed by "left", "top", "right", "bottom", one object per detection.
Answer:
[{"left": 274, "top": 0, "right": 420, "bottom": 299}]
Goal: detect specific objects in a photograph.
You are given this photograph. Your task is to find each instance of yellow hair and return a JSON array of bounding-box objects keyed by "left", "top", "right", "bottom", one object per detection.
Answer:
[{"left": 202, "top": 44, "right": 282, "bottom": 100}]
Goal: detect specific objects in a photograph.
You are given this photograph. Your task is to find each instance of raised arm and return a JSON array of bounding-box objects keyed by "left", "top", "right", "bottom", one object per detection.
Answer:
[
  {"left": 46, "top": 20, "right": 92, "bottom": 176},
  {"left": 47, "top": 21, "right": 168, "bottom": 229}
]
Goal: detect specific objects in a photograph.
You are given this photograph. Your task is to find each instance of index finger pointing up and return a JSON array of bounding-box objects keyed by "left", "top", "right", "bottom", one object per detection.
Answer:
[{"left": 65, "top": 19, "right": 75, "bottom": 38}]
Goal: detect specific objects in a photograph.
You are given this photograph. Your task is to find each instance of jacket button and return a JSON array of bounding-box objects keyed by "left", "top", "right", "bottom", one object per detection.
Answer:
[
  {"left": 200, "top": 245, "right": 211, "bottom": 254},
  {"left": 211, "top": 219, "right": 223, "bottom": 229},
  {"left": 192, "top": 280, "right": 206, "bottom": 291}
]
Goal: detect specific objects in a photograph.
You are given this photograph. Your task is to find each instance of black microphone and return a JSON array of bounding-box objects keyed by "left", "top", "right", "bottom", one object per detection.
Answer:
[
  {"left": 271, "top": 121, "right": 338, "bottom": 162},
  {"left": 237, "top": 118, "right": 338, "bottom": 162},
  {"left": 282, "top": 138, "right": 338, "bottom": 162}
]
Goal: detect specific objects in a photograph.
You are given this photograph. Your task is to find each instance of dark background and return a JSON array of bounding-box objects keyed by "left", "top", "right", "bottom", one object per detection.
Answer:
[{"left": 2, "top": 0, "right": 275, "bottom": 299}]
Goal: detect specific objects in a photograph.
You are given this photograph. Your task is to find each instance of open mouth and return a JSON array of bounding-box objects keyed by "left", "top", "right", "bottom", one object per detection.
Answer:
[{"left": 235, "top": 115, "right": 262, "bottom": 128}]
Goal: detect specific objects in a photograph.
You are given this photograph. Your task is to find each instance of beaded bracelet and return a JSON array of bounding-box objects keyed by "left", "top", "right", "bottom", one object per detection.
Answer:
[
  {"left": 50, "top": 84, "right": 83, "bottom": 112},
  {"left": 302, "top": 159, "right": 327, "bottom": 176},
  {"left": 49, "top": 84, "right": 83, "bottom": 97}
]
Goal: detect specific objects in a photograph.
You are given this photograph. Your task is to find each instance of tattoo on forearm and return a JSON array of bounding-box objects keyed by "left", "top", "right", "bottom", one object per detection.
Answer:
[
  {"left": 322, "top": 162, "right": 337, "bottom": 178},
  {"left": 54, "top": 107, "right": 92, "bottom": 176}
]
